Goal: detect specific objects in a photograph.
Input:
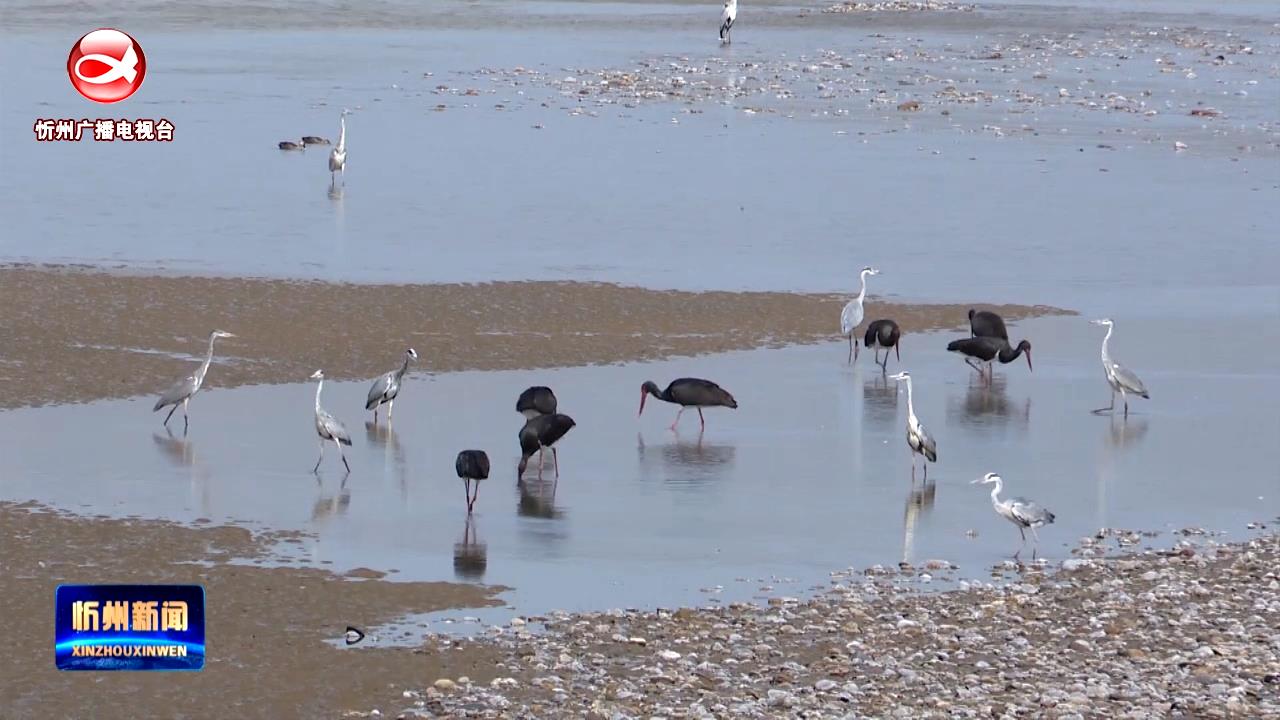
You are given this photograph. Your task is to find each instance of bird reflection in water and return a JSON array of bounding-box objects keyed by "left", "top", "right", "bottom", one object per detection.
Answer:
[
  {"left": 901, "top": 482, "right": 937, "bottom": 565},
  {"left": 152, "top": 430, "right": 195, "bottom": 467},
  {"left": 365, "top": 421, "right": 408, "bottom": 500},
  {"left": 517, "top": 478, "right": 562, "bottom": 519},
  {"left": 311, "top": 474, "right": 351, "bottom": 524},
  {"left": 453, "top": 515, "right": 487, "bottom": 581},
  {"left": 636, "top": 432, "right": 736, "bottom": 485},
  {"left": 862, "top": 373, "right": 899, "bottom": 424},
  {"left": 1106, "top": 415, "right": 1149, "bottom": 450},
  {"left": 947, "top": 375, "right": 1031, "bottom": 428}
]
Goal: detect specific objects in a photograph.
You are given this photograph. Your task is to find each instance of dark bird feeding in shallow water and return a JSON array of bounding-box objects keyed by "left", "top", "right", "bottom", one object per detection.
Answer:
[
  {"left": 518, "top": 413, "right": 576, "bottom": 480},
  {"left": 302, "top": 136, "right": 330, "bottom": 146},
  {"left": 516, "top": 386, "right": 557, "bottom": 419},
  {"left": 455, "top": 450, "right": 490, "bottom": 514},
  {"left": 153, "top": 330, "right": 236, "bottom": 434},
  {"left": 968, "top": 309, "right": 1009, "bottom": 341},
  {"left": 278, "top": 140, "right": 305, "bottom": 151},
  {"left": 365, "top": 348, "right": 417, "bottom": 423},
  {"left": 946, "top": 337, "right": 1032, "bottom": 383},
  {"left": 639, "top": 378, "right": 738, "bottom": 431},
  {"left": 310, "top": 370, "right": 352, "bottom": 473},
  {"left": 863, "top": 319, "right": 901, "bottom": 370},
  {"left": 972, "top": 472, "right": 1055, "bottom": 560}
]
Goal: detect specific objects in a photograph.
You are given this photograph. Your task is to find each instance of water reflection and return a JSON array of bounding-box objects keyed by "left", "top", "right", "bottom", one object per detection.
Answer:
[
  {"left": 862, "top": 373, "right": 899, "bottom": 424},
  {"left": 311, "top": 476, "right": 351, "bottom": 525},
  {"left": 453, "top": 515, "right": 487, "bottom": 581},
  {"left": 152, "top": 431, "right": 195, "bottom": 467},
  {"left": 517, "top": 478, "right": 562, "bottom": 520},
  {"left": 1106, "top": 415, "right": 1150, "bottom": 450},
  {"left": 365, "top": 422, "right": 409, "bottom": 501},
  {"left": 946, "top": 375, "right": 1031, "bottom": 429},
  {"left": 901, "top": 482, "right": 937, "bottom": 565},
  {"left": 636, "top": 432, "right": 736, "bottom": 486}
]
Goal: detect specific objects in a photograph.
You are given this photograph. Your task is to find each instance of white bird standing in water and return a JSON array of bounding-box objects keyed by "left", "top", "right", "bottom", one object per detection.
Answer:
[
  {"left": 888, "top": 371, "right": 937, "bottom": 482},
  {"left": 310, "top": 370, "right": 353, "bottom": 473},
  {"left": 840, "top": 266, "right": 879, "bottom": 363},
  {"left": 328, "top": 109, "right": 348, "bottom": 186},
  {"left": 720, "top": 0, "right": 737, "bottom": 44},
  {"left": 1091, "top": 318, "right": 1149, "bottom": 417},
  {"left": 971, "top": 472, "right": 1055, "bottom": 560}
]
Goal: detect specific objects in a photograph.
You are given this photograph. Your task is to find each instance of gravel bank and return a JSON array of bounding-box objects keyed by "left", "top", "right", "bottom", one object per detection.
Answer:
[{"left": 385, "top": 532, "right": 1279, "bottom": 718}]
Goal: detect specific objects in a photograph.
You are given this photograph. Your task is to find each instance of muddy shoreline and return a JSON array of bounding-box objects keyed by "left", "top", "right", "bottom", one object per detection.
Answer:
[
  {"left": 0, "top": 502, "right": 505, "bottom": 719},
  {"left": 0, "top": 265, "right": 1068, "bottom": 410}
]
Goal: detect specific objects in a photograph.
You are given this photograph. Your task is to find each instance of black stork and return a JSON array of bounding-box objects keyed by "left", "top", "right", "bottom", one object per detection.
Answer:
[
  {"left": 516, "top": 386, "right": 557, "bottom": 419},
  {"left": 946, "top": 337, "right": 1032, "bottom": 383},
  {"left": 639, "top": 378, "right": 738, "bottom": 431},
  {"left": 968, "top": 309, "right": 1009, "bottom": 341},
  {"left": 518, "top": 413, "right": 576, "bottom": 480},
  {"left": 455, "top": 450, "right": 490, "bottom": 513},
  {"left": 863, "top": 319, "right": 902, "bottom": 371}
]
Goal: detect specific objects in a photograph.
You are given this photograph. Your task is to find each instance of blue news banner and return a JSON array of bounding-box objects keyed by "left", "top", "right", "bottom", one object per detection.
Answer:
[{"left": 55, "top": 584, "right": 205, "bottom": 671}]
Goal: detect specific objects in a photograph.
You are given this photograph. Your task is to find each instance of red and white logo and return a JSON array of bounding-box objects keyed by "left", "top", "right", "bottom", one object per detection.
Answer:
[{"left": 67, "top": 29, "right": 146, "bottom": 104}]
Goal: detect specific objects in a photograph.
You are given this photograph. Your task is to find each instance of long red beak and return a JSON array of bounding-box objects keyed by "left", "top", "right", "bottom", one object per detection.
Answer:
[
  {"left": 1026, "top": 350, "right": 1033, "bottom": 373},
  {"left": 638, "top": 390, "right": 647, "bottom": 417}
]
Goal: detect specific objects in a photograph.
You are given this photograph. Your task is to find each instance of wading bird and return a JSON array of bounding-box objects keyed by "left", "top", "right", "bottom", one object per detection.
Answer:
[
  {"left": 329, "top": 109, "right": 348, "bottom": 186},
  {"left": 888, "top": 371, "right": 937, "bottom": 481},
  {"left": 153, "top": 330, "right": 236, "bottom": 433},
  {"left": 720, "top": 0, "right": 737, "bottom": 44},
  {"left": 278, "top": 140, "right": 305, "bottom": 151},
  {"left": 863, "top": 319, "right": 901, "bottom": 370},
  {"left": 971, "top": 472, "right": 1055, "bottom": 560},
  {"left": 518, "top": 413, "right": 576, "bottom": 480},
  {"left": 365, "top": 348, "right": 418, "bottom": 423},
  {"left": 516, "top": 386, "right": 557, "bottom": 419},
  {"left": 302, "top": 136, "right": 330, "bottom": 146},
  {"left": 310, "top": 370, "right": 352, "bottom": 473},
  {"left": 946, "top": 337, "right": 1032, "bottom": 383},
  {"left": 1091, "top": 319, "right": 1149, "bottom": 417},
  {"left": 639, "top": 378, "right": 738, "bottom": 431},
  {"left": 840, "top": 266, "right": 879, "bottom": 363},
  {"left": 455, "top": 450, "right": 490, "bottom": 514},
  {"left": 968, "top": 309, "right": 1009, "bottom": 341}
]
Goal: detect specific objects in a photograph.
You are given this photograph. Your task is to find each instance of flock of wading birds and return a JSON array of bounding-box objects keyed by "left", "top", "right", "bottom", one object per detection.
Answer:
[{"left": 150, "top": 267, "right": 1149, "bottom": 558}]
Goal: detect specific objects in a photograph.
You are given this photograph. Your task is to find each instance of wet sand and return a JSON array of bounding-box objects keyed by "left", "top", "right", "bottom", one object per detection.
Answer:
[
  {"left": 0, "top": 501, "right": 504, "bottom": 718},
  {"left": 0, "top": 265, "right": 1066, "bottom": 409}
]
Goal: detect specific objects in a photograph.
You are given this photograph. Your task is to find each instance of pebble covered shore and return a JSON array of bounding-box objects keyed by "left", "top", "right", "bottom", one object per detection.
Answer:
[{"left": 376, "top": 531, "right": 1279, "bottom": 719}]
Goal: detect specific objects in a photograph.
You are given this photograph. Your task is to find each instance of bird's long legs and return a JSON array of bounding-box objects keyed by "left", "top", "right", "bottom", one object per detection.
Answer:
[
  {"left": 463, "top": 479, "right": 471, "bottom": 510},
  {"left": 335, "top": 437, "right": 350, "bottom": 473},
  {"left": 182, "top": 398, "right": 190, "bottom": 435},
  {"left": 670, "top": 407, "right": 685, "bottom": 431},
  {"left": 470, "top": 481, "right": 480, "bottom": 513},
  {"left": 537, "top": 447, "right": 545, "bottom": 479},
  {"left": 847, "top": 336, "right": 855, "bottom": 363},
  {"left": 1121, "top": 390, "right": 1129, "bottom": 418},
  {"left": 1030, "top": 526, "right": 1041, "bottom": 559},
  {"left": 552, "top": 447, "right": 560, "bottom": 478},
  {"left": 372, "top": 407, "right": 379, "bottom": 425},
  {"left": 163, "top": 404, "right": 178, "bottom": 427},
  {"left": 314, "top": 439, "right": 325, "bottom": 473},
  {"left": 965, "top": 358, "right": 985, "bottom": 376},
  {"left": 387, "top": 399, "right": 395, "bottom": 422},
  {"left": 1014, "top": 526, "right": 1027, "bottom": 560},
  {"left": 697, "top": 408, "right": 706, "bottom": 430},
  {"left": 1091, "top": 389, "right": 1116, "bottom": 415}
]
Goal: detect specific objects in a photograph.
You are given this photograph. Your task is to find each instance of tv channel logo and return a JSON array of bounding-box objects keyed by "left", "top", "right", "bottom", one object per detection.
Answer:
[
  {"left": 55, "top": 585, "right": 205, "bottom": 671},
  {"left": 67, "top": 28, "right": 146, "bottom": 103}
]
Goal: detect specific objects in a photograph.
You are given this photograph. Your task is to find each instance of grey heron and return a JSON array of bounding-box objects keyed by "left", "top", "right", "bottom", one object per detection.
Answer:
[
  {"left": 310, "top": 369, "right": 352, "bottom": 473},
  {"left": 888, "top": 371, "right": 937, "bottom": 481},
  {"left": 518, "top": 413, "right": 576, "bottom": 480},
  {"left": 455, "top": 450, "right": 490, "bottom": 514},
  {"left": 971, "top": 472, "right": 1055, "bottom": 559},
  {"left": 1091, "top": 319, "right": 1149, "bottom": 417},
  {"left": 720, "top": 0, "right": 737, "bottom": 44},
  {"left": 365, "top": 348, "right": 418, "bottom": 423},
  {"left": 640, "top": 378, "right": 738, "bottom": 431},
  {"left": 968, "top": 309, "right": 1009, "bottom": 341},
  {"left": 153, "top": 330, "right": 236, "bottom": 433},
  {"left": 840, "top": 266, "right": 879, "bottom": 363},
  {"left": 329, "top": 109, "right": 348, "bottom": 186},
  {"left": 946, "top": 337, "right": 1032, "bottom": 384},
  {"left": 517, "top": 386, "right": 557, "bottom": 419},
  {"left": 863, "top": 319, "right": 902, "bottom": 370}
]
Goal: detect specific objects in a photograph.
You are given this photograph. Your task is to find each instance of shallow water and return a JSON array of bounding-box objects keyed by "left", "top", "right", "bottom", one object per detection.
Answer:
[
  {"left": 1, "top": 0, "right": 1277, "bottom": 308},
  {"left": 3, "top": 313, "right": 1277, "bottom": 614}
]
